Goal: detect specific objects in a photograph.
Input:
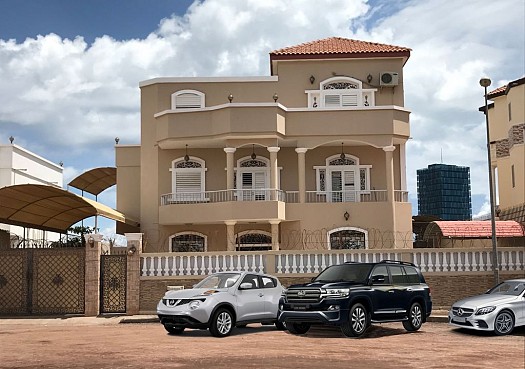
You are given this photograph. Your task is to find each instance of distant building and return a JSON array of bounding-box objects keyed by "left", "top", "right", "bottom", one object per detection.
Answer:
[
  {"left": 0, "top": 143, "right": 63, "bottom": 244},
  {"left": 483, "top": 76, "right": 525, "bottom": 223},
  {"left": 417, "top": 164, "right": 472, "bottom": 221}
]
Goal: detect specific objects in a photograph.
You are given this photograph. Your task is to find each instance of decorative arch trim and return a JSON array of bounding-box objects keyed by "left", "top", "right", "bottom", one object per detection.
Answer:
[{"left": 320, "top": 76, "right": 362, "bottom": 90}]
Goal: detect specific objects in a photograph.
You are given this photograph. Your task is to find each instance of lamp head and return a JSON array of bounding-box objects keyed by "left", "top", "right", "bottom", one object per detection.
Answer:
[{"left": 479, "top": 78, "right": 491, "bottom": 88}]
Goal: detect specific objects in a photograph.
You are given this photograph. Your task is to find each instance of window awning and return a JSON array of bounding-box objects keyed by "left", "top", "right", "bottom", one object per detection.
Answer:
[{"left": 0, "top": 184, "right": 139, "bottom": 233}]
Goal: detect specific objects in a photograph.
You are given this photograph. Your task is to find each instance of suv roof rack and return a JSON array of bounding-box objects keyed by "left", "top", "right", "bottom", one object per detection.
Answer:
[{"left": 379, "top": 259, "right": 415, "bottom": 267}]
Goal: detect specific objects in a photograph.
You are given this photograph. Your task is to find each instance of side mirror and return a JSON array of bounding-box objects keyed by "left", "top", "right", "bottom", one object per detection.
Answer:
[
  {"left": 371, "top": 275, "right": 386, "bottom": 284},
  {"left": 240, "top": 282, "right": 253, "bottom": 290}
]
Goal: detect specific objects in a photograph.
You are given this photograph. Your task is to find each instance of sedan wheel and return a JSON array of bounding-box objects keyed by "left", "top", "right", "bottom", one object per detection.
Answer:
[
  {"left": 210, "top": 308, "right": 234, "bottom": 337},
  {"left": 494, "top": 311, "right": 515, "bottom": 336},
  {"left": 402, "top": 302, "right": 423, "bottom": 332}
]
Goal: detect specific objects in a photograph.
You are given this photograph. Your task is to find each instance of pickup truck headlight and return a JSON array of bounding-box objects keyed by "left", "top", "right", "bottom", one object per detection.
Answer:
[
  {"left": 321, "top": 288, "right": 350, "bottom": 298},
  {"left": 475, "top": 306, "right": 496, "bottom": 315}
]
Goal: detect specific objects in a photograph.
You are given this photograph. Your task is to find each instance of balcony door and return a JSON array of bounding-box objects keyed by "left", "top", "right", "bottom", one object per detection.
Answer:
[
  {"left": 329, "top": 169, "right": 357, "bottom": 202},
  {"left": 236, "top": 157, "right": 270, "bottom": 201}
]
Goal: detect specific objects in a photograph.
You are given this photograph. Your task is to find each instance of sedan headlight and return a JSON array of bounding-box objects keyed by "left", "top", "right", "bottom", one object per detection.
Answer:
[
  {"left": 321, "top": 288, "right": 350, "bottom": 298},
  {"left": 188, "top": 300, "right": 201, "bottom": 310},
  {"left": 475, "top": 306, "right": 496, "bottom": 315}
]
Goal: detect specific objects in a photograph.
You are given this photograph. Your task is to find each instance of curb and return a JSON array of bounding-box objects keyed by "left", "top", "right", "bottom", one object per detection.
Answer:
[{"left": 120, "top": 316, "right": 159, "bottom": 324}]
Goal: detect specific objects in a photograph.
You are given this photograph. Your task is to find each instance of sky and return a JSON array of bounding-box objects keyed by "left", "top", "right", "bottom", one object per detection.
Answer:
[{"left": 0, "top": 0, "right": 524, "bottom": 236}]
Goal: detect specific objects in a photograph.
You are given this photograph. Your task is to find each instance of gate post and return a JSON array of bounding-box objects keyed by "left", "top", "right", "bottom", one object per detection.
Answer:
[
  {"left": 85, "top": 233, "right": 103, "bottom": 316},
  {"left": 125, "top": 233, "right": 143, "bottom": 315}
]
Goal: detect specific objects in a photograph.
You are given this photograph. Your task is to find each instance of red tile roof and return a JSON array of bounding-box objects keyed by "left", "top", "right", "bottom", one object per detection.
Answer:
[
  {"left": 270, "top": 37, "right": 410, "bottom": 60},
  {"left": 487, "top": 85, "right": 507, "bottom": 98},
  {"left": 487, "top": 76, "right": 525, "bottom": 99},
  {"left": 434, "top": 221, "right": 525, "bottom": 238}
]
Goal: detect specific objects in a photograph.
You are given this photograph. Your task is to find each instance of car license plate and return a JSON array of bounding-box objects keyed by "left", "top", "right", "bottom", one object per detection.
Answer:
[
  {"left": 453, "top": 317, "right": 466, "bottom": 323},
  {"left": 293, "top": 305, "right": 308, "bottom": 310}
]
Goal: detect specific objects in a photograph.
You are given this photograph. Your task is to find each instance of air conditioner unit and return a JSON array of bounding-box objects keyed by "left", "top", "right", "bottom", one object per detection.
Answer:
[{"left": 380, "top": 72, "right": 399, "bottom": 86}]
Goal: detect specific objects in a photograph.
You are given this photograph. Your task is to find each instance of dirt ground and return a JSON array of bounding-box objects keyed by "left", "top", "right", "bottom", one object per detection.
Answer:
[{"left": 0, "top": 319, "right": 523, "bottom": 369}]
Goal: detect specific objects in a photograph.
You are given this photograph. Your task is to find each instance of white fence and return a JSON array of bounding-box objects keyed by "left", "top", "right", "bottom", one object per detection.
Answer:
[{"left": 140, "top": 248, "right": 524, "bottom": 277}]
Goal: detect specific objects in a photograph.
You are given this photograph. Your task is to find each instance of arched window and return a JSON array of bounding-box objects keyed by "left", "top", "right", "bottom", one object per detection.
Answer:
[
  {"left": 307, "top": 76, "right": 375, "bottom": 108},
  {"left": 169, "top": 157, "right": 207, "bottom": 202},
  {"left": 169, "top": 232, "right": 207, "bottom": 252},
  {"left": 171, "top": 90, "right": 205, "bottom": 109},
  {"left": 235, "top": 231, "right": 272, "bottom": 251},
  {"left": 328, "top": 227, "right": 368, "bottom": 249}
]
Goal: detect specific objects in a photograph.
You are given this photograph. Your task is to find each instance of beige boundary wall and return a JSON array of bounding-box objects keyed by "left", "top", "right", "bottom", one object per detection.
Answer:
[{"left": 138, "top": 247, "right": 524, "bottom": 313}]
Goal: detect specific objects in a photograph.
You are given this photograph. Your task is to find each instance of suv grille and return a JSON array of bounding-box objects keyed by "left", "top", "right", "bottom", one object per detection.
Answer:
[
  {"left": 451, "top": 307, "right": 474, "bottom": 317},
  {"left": 285, "top": 288, "right": 321, "bottom": 303}
]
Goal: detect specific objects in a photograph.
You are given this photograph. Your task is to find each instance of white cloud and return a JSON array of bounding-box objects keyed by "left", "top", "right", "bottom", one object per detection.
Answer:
[{"left": 0, "top": 0, "right": 523, "bottom": 217}]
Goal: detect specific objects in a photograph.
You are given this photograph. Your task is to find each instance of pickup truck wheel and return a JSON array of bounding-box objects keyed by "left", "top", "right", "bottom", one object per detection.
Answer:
[
  {"left": 163, "top": 324, "right": 185, "bottom": 335},
  {"left": 341, "top": 303, "right": 369, "bottom": 337},
  {"left": 402, "top": 302, "right": 423, "bottom": 332},
  {"left": 209, "top": 308, "right": 234, "bottom": 337},
  {"left": 287, "top": 322, "right": 310, "bottom": 335}
]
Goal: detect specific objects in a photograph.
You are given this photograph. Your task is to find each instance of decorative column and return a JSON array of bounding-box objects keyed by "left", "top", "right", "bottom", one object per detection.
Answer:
[
  {"left": 295, "top": 148, "right": 308, "bottom": 203},
  {"left": 125, "top": 233, "right": 143, "bottom": 315},
  {"left": 267, "top": 147, "right": 280, "bottom": 200},
  {"left": 225, "top": 221, "right": 237, "bottom": 251},
  {"left": 84, "top": 233, "right": 103, "bottom": 316},
  {"left": 224, "top": 147, "right": 236, "bottom": 191},
  {"left": 383, "top": 146, "right": 397, "bottom": 247},
  {"left": 269, "top": 220, "right": 280, "bottom": 250}
]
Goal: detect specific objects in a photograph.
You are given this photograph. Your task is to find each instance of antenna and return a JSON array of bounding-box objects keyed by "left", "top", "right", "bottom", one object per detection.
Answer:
[{"left": 440, "top": 148, "right": 443, "bottom": 164}]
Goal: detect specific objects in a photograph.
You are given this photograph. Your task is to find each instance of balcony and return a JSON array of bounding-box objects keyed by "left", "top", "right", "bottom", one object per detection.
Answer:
[
  {"left": 160, "top": 189, "right": 408, "bottom": 205},
  {"left": 154, "top": 104, "right": 409, "bottom": 148}
]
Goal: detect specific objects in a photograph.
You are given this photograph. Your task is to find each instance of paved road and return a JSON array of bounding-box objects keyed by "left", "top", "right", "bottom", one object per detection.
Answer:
[{"left": 0, "top": 319, "right": 523, "bottom": 369}]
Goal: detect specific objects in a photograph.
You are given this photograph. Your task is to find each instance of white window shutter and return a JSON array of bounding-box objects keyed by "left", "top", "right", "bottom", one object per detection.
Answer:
[
  {"left": 342, "top": 94, "right": 358, "bottom": 106},
  {"left": 175, "top": 172, "right": 201, "bottom": 193},
  {"left": 324, "top": 94, "right": 340, "bottom": 107},
  {"left": 175, "top": 93, "right": 202, "bottom": 109}
]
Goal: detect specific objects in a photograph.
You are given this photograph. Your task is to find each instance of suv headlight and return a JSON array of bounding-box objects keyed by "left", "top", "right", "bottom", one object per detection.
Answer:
[
  {"left": 188, "top": 300, "right": 201, "bottom": 310},
  {"left": 475, "top": 306, "right": 496, "bottom": 315},
  {"left": 321, "top": 288, "right": 350, "bottom": 298}
]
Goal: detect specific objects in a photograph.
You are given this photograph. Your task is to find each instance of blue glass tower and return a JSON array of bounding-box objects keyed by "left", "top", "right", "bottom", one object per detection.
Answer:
[{"left": 417, "top": 164, "right": 472, "bottom": 220}]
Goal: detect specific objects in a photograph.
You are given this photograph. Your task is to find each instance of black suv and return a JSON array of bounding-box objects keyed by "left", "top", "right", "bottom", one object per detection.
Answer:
[{"left": 278, "top": 260, "right": 432, "bottom": 337}]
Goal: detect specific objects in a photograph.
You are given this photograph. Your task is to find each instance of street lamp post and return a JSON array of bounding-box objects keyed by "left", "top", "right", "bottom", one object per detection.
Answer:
[{"left": 479, "top": 77, "right": 499, "bottom": 285}]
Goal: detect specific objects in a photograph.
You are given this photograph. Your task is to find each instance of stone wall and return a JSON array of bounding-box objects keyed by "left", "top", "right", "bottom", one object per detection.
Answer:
[{"left": 139, "top": 271, "right": 524, "bottom": 313}]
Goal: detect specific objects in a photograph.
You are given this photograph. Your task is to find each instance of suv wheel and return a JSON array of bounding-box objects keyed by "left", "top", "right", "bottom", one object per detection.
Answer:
[
  {"left": 402, "top": 302, "right": 423, "bottom": 332},
  {"left": 275, "top": 321, "right": 286, "bottom": 330},
  {"left": 163, "top": 324, "right": 185, "bottom": 335},
  {"left": 209, "top": 308, "right": 234, "bottom": 337},
  {"left": 287, "top": 322, "right": 310, "bottom": 335},
  {"left": 341, "top": 303, "right": 369, "bottom": 337},
  {"left": 494, "top": 310, "right": 514, "bottom": 336}
]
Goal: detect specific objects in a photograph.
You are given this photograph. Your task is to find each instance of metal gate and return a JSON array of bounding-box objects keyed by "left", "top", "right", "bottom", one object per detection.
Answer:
[
  {"left": 100, "top": 255, "right": 127, "bottom": 314},
  {"left": 0, "top": 248, "right": 85, "bottom": 315}
]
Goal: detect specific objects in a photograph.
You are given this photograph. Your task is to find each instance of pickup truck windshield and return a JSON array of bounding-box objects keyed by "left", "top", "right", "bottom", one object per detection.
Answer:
[{"left": 313, "top": 264, "right": 373, "bottom": 284}]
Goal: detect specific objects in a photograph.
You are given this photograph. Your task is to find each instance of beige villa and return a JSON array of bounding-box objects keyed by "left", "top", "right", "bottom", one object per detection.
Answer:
[
  {"left": 116, "top": 37, "right": 414, "bottom": 252},
  {"left": 484, "top": 76, "right": 525, "bottom": 223}
]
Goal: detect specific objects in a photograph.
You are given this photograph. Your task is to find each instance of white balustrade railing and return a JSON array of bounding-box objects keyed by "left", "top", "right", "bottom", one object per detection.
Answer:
[
  {"left": 140, "top": 248, "right": 524, "bottom": 277},
  {"left": 141, "top": 252, "right": 266, "bottom": 277}
]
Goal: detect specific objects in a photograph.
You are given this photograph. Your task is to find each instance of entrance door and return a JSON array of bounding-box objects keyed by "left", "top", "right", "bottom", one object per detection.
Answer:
[
  {"left": 330, "top": 169, "right": 356, "bottom": 202},
  {"left": 100, "top": 255, "right": 127, "bottom": 314}
]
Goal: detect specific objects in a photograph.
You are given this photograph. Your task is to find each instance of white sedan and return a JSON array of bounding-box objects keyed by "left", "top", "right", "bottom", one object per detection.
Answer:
[{"left": 449, "top": 279, "right": 525, "bottom": 335}]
